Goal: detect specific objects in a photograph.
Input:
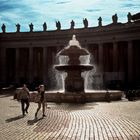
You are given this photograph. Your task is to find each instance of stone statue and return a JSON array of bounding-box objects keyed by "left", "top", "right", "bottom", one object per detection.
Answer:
[
  {"left": 69, "top": 34, "right": 80, "bottom": 46},
  {"left": 127, "top": 12, "right": 132, "bottom": 23},
  {"left": 56, "top": 21, "right": 61, "bottom": 30},
  {"left": 16, "top": 23, "right": 20, "bottom": 32},
  {"left": 1, "top": 24, "right": 6, "bottom": 33},
  {"left": 72, "top": 34, "right": 76, "bottom": 40},
  {"left": 112, "top": 14, "right": 118, "bottom": 24},
  {"left": 29, "top": 23, "right": 33, "bottom": 32},
  {"left": 70, "top": 20, "right": 75, "bottom": 29},
  {"left": 131, "top": 12, "right": 140, "bottom": 21},
  {"left": 43, "top": 22, "right": 47, "bottom": 31},
  {"left": 98, "top": 17, "right": 102, "bottom": 26},
  {"left": 83, "top": 18, "right": 88, "bottom": 28}
]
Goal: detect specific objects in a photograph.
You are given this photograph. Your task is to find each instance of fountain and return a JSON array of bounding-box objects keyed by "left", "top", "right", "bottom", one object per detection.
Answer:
[
  {"left": 55, "top": 35, "right": 93, "bottom": 93},
  {"left": 47, "top": 35, "right": 123, "bottom": 103}
]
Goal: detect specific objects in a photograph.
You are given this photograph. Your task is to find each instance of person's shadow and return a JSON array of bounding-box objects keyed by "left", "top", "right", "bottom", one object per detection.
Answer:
[
  {"left": 27, "top": 117, "right": 43, "bottom": 125},
  {"left": 5, "top": 115, "right": 24, "bottom": 123}
]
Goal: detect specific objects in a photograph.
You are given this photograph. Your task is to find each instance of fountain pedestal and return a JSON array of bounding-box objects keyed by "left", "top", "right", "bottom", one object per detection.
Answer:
[{"left": 65, "top": 71, "right": 84, "bottom": 92}]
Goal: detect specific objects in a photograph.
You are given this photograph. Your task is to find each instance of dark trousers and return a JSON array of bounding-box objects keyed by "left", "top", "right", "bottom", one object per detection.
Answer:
[{"left": 21, "top": 99, "right": 29, "bottom": 115}]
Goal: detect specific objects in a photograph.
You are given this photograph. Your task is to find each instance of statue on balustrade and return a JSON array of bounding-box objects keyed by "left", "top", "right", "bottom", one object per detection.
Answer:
[
  {"left": 112, "top": 14, "right": 118, "bottom": 24},
  {"left": 56, "top": 21, "right": 61, "bottom": 30},
  {"left": 43, "top": 22, "right": 47, "bottom": 31},
  {"left": 83, "top": 18, "right": 88, "bottom": 28},
  {"left": 16, "top": 23, "right": 20, "bottom": 32},
  {"left": 127, "top": 12, "right": 132, "bottom": 23},
  {"left": 1, "top": 24, "right": 6, "bottom": 33},
  {"left": 29, "top": 23, "right": 33, "bottom": 32},
  {"left": 98, "top": 17, "right": 102, "bottom": 27},
  {"left": 70, "top": 20, "right": 75, "bottom": 29}
]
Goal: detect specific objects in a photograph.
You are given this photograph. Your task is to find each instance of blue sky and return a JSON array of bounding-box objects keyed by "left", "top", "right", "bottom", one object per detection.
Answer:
[{"left": 0, "top": 0, "right": 140, "bottom": 32}]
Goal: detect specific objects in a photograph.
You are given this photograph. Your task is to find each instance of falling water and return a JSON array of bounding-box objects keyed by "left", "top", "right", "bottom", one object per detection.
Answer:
[
  {"left": 79, "top": 55, "right": 90, "bottom": 64},
  {"left": 54, "top": 54, "right": 69, "bottom": 91},
  {"left": 80, "top": 54, "right": 97, "bottom": 90},
  {"left": 59, "top": 56, "right": 69, "bottom": 65}
]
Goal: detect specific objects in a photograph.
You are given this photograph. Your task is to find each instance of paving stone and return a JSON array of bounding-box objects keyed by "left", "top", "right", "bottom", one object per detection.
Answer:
[{"left": 0, "top": 95, "right": 140, "bottom": 140}]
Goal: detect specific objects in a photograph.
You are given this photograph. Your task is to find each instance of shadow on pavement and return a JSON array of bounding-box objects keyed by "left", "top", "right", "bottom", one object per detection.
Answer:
[
  {"left": 5, "top": 115, "right": 24, "bottom": 123},
  {"left": 27, "top": 117, "right": 43, "bottom": 125},
  {"left": 0, "top": 94, "right": 13, "bottom": 98}
]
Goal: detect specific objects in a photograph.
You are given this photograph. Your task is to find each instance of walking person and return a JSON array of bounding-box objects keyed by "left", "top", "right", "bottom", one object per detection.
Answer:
[
  {"left": 35, "top": 85, "right": 46, "bottom": 119},
  {"left": 19, "top": 84, "right": 30, "bottom": 117}
]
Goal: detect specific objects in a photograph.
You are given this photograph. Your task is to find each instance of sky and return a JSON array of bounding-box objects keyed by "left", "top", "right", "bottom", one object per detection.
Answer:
[{"left": 0, "top": 0, "right": 140, "bottom": 32}]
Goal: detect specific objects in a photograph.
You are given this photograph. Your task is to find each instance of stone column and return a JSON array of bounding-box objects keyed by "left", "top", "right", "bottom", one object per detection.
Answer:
[
  {"left": 0, "top": 48, "right": 6, "bottom": 84},
  {"left": 43, "top": 47, "right": 47, "bottom": 84},
  {"left": 128, "top": 41, "right": 133, "bottom": 82},
  {"left": 113, "top": 42, "right": 118, "bottom": 70},
  {"left": 15, "top": 48, "right": 20, "bottom": 83},
  {"left": 98, "top": 43, "right": 103, "bottom": 72},
  {"left": 98, "top": 43, "right": 104, "bottom": 87},
  {"left": 113, "top": 42, "right": 118, "bottom": 79},
  {"left": 29, "top": 48, "right": 33, "bottom": 83}
]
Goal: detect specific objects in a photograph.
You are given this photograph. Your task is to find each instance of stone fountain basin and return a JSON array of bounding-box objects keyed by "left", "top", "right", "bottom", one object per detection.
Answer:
[
  {"left": 55, "top": 64, "right": 93, "bottom": 72},
  {"left": 28, "top": 90, "right": 123, "bottom": 103}
]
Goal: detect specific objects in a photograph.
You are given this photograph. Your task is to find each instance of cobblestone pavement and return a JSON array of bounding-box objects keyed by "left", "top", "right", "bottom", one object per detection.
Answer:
[{"left": 0, "top": 95, "right": 140, "bottom": 140}]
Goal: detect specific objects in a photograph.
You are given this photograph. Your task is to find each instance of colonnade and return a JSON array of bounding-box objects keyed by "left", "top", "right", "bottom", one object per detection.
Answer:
[{"left": 0, "top": 39, "right": 138, "bottom": 89}]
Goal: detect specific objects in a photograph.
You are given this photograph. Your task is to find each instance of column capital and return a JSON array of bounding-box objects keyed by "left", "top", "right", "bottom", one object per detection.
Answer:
[
  {"left": 113, "top": 41, "right": 118, "bottom": 45},
  {"left": 127, "top": 40, "right": 132, "bottom": 43},
  {"left": 98, "top": 42, "right": 103, "bottom": 46},
  {"left": 128, "top": 40, "right": 133, "bottom": 47}
]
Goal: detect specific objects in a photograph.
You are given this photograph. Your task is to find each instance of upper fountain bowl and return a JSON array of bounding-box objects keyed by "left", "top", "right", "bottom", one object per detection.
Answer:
[
  {"left": 58, "top": 35, "right": 90, "bottom": 56},
  {"left": 58, "top": 45, "right": 89, "bottom": 56}
]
